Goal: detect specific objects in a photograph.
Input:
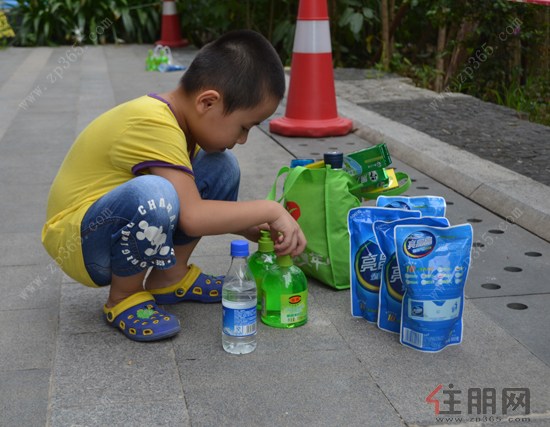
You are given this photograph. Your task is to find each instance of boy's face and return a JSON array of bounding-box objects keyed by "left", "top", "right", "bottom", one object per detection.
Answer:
[{"left": 193, "top": 95, "right": 280, "bottom": 153}]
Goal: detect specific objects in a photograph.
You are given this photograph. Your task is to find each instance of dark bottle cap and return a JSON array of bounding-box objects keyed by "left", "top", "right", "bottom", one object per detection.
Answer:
[{"left": 324, "top": 151, "right": 343, "bottom": 169}]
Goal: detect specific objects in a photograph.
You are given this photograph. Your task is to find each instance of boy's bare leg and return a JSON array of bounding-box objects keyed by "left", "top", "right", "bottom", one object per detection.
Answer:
[
  {"left": 107, "top": 270, "right": 148, "bottom": 308},
  {"left": 144, "top": 240, "right": 200, "bottom": 291}
]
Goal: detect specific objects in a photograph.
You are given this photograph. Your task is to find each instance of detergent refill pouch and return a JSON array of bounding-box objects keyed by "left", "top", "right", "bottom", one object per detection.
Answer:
[
  {"left": 348, "top": 207, "right": 421, "bottom": 322},
  {"left": 373, "top": 217, "right": 450, "bottom": 334},
  {"left": 377, "top": 196, "right": 446, "bottom": 217},
  {"left": 395, "top": 224, "right": 473, "bottom": 352}
]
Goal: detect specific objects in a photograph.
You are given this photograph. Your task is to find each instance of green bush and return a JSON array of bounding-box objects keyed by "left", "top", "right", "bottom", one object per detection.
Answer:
[{"left": 9, "top": 0, "right": 159, "bottom": 45}]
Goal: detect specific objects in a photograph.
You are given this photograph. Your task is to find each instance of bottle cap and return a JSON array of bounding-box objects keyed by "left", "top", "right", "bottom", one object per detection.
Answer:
[
  {"left": 258, "top": 230, "right": 274, "bottom": 253},
  {"left": 290, "top": 158, "right": 315, "bottom": 168},
  {"left": 276, "top": 254, "right": 293, "bottom": 267},
  {"left": 230, "top": 240, "right": 249, "bottom": 257},
  {"left": 324, "top": 151, "right": 343, "bottom": 169}
]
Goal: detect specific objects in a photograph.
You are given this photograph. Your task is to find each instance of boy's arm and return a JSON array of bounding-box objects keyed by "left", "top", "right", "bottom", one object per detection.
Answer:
[{"left": 150, "top": 166, "right": 306, "bottom": 256}]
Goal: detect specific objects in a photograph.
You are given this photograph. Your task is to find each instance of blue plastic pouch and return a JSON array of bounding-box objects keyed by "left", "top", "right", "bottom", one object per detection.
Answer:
[
  {"left": 373, "top": 217, "right": 450, "bottom": 334},
  {"left": 394, "top": 224, "right": 473, "bottom": 352},
  {"left": 376, "top": 196, "right": 446, "bottom": 217},
  {"left": 348, "top": 207, "right": 421, "bottom": 322}
]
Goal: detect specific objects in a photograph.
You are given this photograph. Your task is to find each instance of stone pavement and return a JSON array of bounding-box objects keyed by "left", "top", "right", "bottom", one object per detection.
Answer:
[{"left": 0, "top": 45, "right": 549, "bottom": 427}]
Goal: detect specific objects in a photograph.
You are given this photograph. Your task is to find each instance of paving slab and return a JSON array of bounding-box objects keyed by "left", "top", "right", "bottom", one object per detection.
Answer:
[
  {"left": 0, "top": 150, "right": 65, "bottom": 186},
  {"left": 0, "top": 308, "right": 57, "bottom": 370},
  {"left": 0, "top": 368, "right": 50, "bottom": 427},
  {"left": 0, "top": 48, "right": 32, "bottom": 87},
  {"left": 1, "top": 264, "right": 60, "bottom": 310},
  {"left": 0, "top": 186, "right": 50, "bottom": 233},
  {"left": 103, "top": 44, "right": 181, "bottom": 105},
  {"left": 471, "top": 294, "right": 550, "bottom": 369},
  {"left": 76, "top": 46, "right": 115, "bottom": 133},
  {"left": 175, "top": 349, "right": 406, "bottom": 427},
  {"left": 0, "top": 232, "right": 51, "bottom": 266},
  {"left": 49, "top": 332, "right": 183, "bottom": 408},
  {"left": 50, "top": 400, "right": 190, "bottom": 427},
  {"left": 57, "top": 283, "right": 109, "bottom": 335},
  {"left": 0, "top": 47, "right": 53, "bottom": 140}
]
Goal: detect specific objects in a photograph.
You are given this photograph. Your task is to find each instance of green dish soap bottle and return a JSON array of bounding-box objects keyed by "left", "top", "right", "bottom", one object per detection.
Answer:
[
  {"left": 248, "top": 230, "right": 276, "bottom": 310},
  {"left": 261, "top": 255, "right": 308, "bottom": 328}
]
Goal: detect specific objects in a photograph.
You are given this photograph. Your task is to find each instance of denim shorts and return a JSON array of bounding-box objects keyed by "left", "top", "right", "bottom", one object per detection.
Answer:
[{"left": 81, "top": 150, "right": 240, "bottom": 286}]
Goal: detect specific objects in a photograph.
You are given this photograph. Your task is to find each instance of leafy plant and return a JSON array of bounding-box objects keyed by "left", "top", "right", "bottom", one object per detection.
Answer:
[{"left": 10, "top": 0, "right": 160, "bottom": 45}]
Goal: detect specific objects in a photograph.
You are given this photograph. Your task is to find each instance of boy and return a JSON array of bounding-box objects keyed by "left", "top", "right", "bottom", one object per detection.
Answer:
[{"left": 42, "top": 30, "right": 306, "bottom": 342}]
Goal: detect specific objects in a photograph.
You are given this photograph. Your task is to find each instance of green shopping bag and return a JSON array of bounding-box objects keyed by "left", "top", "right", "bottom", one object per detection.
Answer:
[{"left": 268, "top": 165, "right": 410, "bottom": 290}]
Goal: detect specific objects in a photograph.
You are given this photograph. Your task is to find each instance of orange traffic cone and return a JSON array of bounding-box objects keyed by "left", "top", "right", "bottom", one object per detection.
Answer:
[
  {"left": 270, "top": 0, "right": 352, "bottom": 137},
  {"left": 156, "top": 0, "right": 189, "bottom": 48}
]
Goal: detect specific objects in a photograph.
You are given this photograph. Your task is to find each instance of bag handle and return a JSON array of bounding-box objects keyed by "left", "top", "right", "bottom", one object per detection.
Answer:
[
  {"left": 162, "top": 46, "right": 173, "bottom": 64},
  {"left": 350, "top": 171, "right": 411, "bottom": 200},
  {"left": 267, "top": 166, "right": 289, "bottom": 202},
  {"left": 266, "top": 165, "right": 311, "bottom": 202},
  {"left": 153, "top": 44, "right": 164, "bottom": 56}
]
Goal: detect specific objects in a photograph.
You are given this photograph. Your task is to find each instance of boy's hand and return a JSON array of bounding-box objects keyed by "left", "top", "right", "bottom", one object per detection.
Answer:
[
  {"left": 268, "top": 207, "right": 307, "bottom": 257},
  {"left": 238, "top": 225, "right": 264, "bottom": 242}
]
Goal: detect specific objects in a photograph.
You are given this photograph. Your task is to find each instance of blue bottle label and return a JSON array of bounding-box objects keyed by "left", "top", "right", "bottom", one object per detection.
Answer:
[{"left": 222, "top": 303, "right": 257, "bottom": 337}]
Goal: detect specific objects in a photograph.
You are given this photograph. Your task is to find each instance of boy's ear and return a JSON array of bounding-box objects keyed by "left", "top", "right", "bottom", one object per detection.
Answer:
[{"left": 195, "top": 90, "right": 222, "bottom": 114}]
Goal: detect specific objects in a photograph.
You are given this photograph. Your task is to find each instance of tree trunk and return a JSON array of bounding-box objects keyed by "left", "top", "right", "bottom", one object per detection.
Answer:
[
  {"left": 444, "top": 19, "right": 479, "bottom": 88},
  {"left": 546, "top": 9, "right": 550, "bottom": 80},
  {"left": 510, "top": 34, "right": 522, "bottom": 86},
  {"left": 389, "top": 0, "right": 395, "bottom": 61},
  {"left": 373, "top": 1, "right": 410, "bottom": 64},
  {"left": 435, "top": 25, "right": 447, "bottom": 92},
  {"left": 389, "top": 1, "right": 410, "bottom": 41},
  {"left": 381, "top": 0, "right": 390, "bottom": 70},
  {"left": 268, "top": 0, "right": 274, "bottom": 40}
]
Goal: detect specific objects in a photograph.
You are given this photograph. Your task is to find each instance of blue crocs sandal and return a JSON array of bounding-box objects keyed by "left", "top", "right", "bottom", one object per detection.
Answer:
[
  {"left": 103, "top": 291, "right": 181, "bottom": 342},
  {"left": 149, "top": 264, "right": 223, "bottom": 304}
]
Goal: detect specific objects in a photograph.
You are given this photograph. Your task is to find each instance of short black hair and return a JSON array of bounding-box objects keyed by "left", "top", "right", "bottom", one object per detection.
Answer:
[{"left": 180, "top": 30, "right": 285, "bottom": 114}]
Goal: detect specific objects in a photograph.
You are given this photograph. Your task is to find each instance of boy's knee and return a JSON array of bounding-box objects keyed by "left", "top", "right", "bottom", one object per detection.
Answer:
[
  {"left": 213, "top": 151, "right": 240, "bottom": 200},
  {"left": 221, "top": 151, "right": 240, "bottom": 190},
  {"left": 127, "top": 175, "right": 180, "bottom": 222},
  {"left": 193, "top": 151, "right": 240, "bottom": 201}
]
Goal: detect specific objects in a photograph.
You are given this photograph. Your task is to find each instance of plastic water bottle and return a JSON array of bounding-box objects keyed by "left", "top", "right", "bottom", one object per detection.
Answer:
[
  {"left": 222, "top": 240, "right": 257, "bottom": 354},
  {"left": 261, "top": 254, "right": 308, "bottom": 328},
  {"left": 248, "top": 230, "right": 276, "bottom": 310}
]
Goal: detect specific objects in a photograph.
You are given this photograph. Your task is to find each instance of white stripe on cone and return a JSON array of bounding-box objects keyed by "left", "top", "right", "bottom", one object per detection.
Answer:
[
  {"left": 293, "top": 20, "right": 332, "bottom": 54},
  {"left": 162, "top": 1, "right": 177, "bottom": 15}
]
